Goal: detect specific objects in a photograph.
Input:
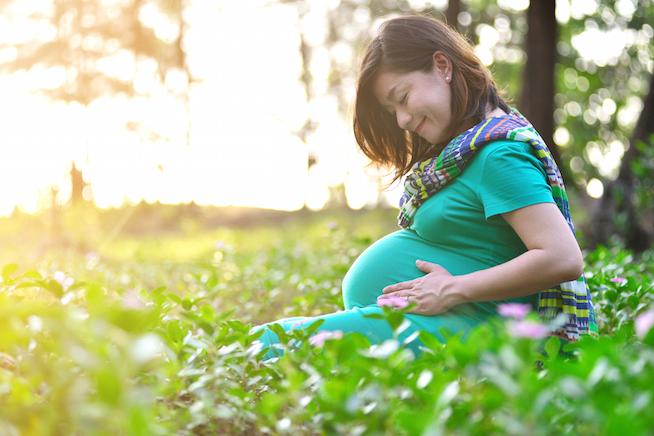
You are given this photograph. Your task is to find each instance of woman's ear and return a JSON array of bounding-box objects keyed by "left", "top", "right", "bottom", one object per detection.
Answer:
[{"left": 432, "top": 51, "right": 452, "bottom": 82}]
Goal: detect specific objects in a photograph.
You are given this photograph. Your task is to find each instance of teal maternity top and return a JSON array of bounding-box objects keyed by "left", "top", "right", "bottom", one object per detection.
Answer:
[{"left": 342, "top": 139, "right": 555, "bottom": 319}]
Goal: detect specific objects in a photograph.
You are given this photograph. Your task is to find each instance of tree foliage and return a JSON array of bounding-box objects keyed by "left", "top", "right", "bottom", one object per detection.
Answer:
[
  {"left": 0, "top": 0, "right": 188, "bottom": 105},
  {"left": 281, "top": 0, "right": 653, "bottom": 248}
]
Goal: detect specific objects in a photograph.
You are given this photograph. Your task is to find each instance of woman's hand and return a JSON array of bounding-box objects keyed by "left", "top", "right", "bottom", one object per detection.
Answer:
[{"left": 378, "top": 260, "right": 465, "bottom": 315}]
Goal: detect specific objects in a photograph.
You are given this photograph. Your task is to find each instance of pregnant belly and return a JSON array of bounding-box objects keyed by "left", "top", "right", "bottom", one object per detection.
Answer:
[{"left": 342, "top": 229, "right": 494, "bottom": 310}]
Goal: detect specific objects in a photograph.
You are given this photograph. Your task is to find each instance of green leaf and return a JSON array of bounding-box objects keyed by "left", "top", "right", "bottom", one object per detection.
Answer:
[
  {"left": 267, "top": 323, "right": 290, "bottom": 343},
  {"left": 362, "top": 313, "right": 385, "bottom": 320},
  {"left": 1, "top": 264, "right": 19, "bottom": 282},
  {"left": 418, "top": 331, "right": 444, "bottom": 351},
  {"left": 96, "top": 368, "right": 122, "bottom": 406},
  {"left": 44, "top": 278, "right": 64, "bottom": 297},
  {"left": 167, "top": 293, "right": 183, "bottom": 305},
  {"left": 127, "top": 407, "right": 151, "bottom": 436},
  {"left": 181, "top": 298, "right": 194, "bottom": 310},
  {"left": 22, "top": 270, "right": 42, "bottom": 279},
  {"left": 304, "top": 318, "right": 325, "bottom": 336},
  {"left": 544, "top": 336, "right": 561, "bottom": 360}
]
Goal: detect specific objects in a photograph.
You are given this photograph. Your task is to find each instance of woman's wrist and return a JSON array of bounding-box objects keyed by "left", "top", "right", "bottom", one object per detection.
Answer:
[{"left": 443, "top": 276, "right": 471, "bottom": 307}]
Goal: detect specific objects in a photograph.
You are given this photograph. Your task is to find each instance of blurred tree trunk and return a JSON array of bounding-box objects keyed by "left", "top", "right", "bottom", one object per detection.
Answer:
[
  {"left": 446, "top": 0, "right": 461, "bottom": 31},
  {"left": 519, "top": 0, "right": 566, "bottom": 180},
  {"left": 290, "top": 2, "right": 320, "bottom": 210},
  {"left": 70, "top": 163, "right": 87, "bottom": 206},
  {"left": 48, "top": 186, "right": 63, "bottom": 246},
  {"left": 588, "top": 74, "right": 654, "bottom": 252},
  {"left": 157, "top": 0, "right": 194, "bottom": 146}
]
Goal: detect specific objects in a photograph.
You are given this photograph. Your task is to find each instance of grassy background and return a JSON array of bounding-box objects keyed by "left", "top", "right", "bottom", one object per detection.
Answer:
[{"left": 1, "top": 204, "right": 653, "bottom": 434}]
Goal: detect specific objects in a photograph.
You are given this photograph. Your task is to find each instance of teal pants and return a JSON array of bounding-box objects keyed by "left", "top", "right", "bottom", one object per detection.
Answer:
[
  {"left": 248, "top": 292, "right": 517, "bottom": 361},
  {"left": 250, "top": 306, "right": 485, "bottom": 360}
]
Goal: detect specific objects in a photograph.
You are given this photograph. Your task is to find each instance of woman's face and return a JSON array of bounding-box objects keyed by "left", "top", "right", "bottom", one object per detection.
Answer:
[{"left": 372, "top": 54, "right": 452, "bottom": 145}]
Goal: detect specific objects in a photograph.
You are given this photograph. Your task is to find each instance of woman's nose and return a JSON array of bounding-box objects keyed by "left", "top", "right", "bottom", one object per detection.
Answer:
[{"left": 396, "top": 109, "right": 412, "bottom": 131}]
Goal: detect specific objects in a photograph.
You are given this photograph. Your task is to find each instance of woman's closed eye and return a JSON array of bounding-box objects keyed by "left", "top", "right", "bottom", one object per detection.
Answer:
[{"left": 399, "top": 93, "right": 408, "bottom": 105}]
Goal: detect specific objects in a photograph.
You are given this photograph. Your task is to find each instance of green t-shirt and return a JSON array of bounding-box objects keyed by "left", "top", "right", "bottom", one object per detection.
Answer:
[{"left": 342, "top": 139, "right": 556, "bottom": 320}]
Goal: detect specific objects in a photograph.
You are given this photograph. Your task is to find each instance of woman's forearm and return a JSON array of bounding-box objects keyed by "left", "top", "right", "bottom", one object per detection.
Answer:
[{"left": 447, "top": 248, "right": 583, "bottom": 304}]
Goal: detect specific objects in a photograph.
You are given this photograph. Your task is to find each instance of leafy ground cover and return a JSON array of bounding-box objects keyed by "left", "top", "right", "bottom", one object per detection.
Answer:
[{"left": 0, "top": 207, "right": 653, "bottom": 435}]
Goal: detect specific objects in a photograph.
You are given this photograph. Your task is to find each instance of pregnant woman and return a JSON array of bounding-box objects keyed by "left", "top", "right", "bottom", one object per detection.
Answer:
[{"left": 250, "top": 15, "right": 597, "bottom": 361}]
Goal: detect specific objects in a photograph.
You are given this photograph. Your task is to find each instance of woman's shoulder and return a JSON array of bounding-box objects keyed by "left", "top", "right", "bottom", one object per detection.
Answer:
[
  {"left": 476, "top": 138, "right": 532, "bottom": 158},
  {"left": 464, "top": 139, "right": 533, "bottom": 172},
  {"left": 461, "top": 138, "right": 549, "bottom": 187}
]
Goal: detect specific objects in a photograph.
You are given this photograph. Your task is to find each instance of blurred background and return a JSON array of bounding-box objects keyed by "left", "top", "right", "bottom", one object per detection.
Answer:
[{"left": 0, "top": 0, "right": 652, "bottom": 255}]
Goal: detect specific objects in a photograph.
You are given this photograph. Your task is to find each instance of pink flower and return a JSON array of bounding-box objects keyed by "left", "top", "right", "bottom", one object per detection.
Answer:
[
  {"left": 510, "top": 320, "right": 550, "bottom": 339},
  {"left": 635, "top": 310, "right": 654, "bottom": 339},
  {"left": 497, "top": 303, "right": 532, "bottom": 320},
  {"left": 85, "top": 251, "right": 100, "bottom": 268},
  {"left": 290, "top": 319, "right": 310, "bottom": 329},
  {"left": 122, "top": 289, "right": 146, "bottom": 309},
  {"left": 377, "top": 295, "right": 409, "bottom": 309},
  {"left": 309, "top": 330, "right": 343, "bottom": 347},
  {"left": 610, "top": 277, "right": 627, "bottom": 284}
]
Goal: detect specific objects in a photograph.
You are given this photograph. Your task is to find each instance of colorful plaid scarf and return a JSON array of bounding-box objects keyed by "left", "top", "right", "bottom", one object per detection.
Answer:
[{"left": 398, "top": 109, "right": 598, "bottom": 341}]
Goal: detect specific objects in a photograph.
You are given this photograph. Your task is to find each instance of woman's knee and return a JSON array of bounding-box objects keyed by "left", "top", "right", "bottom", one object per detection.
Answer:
[
  {"left": 249, "top": 317, "right": 316, "bottom": 360},
  {"left": 250, "top": 323, "right": 291, "bottom": 360}
]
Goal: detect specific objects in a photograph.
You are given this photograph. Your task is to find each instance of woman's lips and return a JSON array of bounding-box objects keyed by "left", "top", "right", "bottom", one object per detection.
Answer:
[{"left": 415, "top": 117, "right": 427, "bottom": 134}]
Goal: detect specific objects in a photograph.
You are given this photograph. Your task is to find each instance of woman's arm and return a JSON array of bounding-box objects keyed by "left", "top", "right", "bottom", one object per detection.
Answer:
[
  {"left": 380, "top": 202, "right": 584, "bottom": 315},
  {"left": 448, "top": 202, "right": 584, "bottom": 304}
]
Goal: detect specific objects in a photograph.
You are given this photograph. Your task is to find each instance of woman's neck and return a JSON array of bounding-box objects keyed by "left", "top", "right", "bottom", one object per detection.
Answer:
[{"left": 484, "top": 105, "right": 508, "bottom": 119}]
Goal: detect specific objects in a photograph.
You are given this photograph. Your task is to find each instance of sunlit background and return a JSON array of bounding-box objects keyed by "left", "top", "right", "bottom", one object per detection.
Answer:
[{"left": 0, "top": 0, "right": 651, "bottom": 217}]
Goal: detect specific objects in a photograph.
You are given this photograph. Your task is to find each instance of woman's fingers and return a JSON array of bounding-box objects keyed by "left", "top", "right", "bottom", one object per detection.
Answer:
[
  {"left": 379, "top": 290, "right": 414, "bottom": 300},
  {"left": 382, "top": 280, "right": 415, "bottom": 293}
]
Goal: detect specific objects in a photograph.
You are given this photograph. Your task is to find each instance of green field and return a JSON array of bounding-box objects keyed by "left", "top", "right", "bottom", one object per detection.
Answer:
[{"left": 1, "top": 205, "right": 653, "bottom": 435}]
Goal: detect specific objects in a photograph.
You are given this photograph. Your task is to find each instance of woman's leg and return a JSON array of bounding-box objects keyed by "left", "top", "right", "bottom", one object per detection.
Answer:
[{"left": 249, "top": 304, "right": 484, "bottom": 361}]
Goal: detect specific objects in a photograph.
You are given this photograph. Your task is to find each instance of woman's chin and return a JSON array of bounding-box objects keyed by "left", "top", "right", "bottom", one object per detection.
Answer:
[{"left": 419, "top": 128, "right": 445, "bottom": 145}]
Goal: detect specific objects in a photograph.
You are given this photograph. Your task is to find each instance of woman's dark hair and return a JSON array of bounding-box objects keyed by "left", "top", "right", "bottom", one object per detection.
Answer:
[{"left": 353, "top": 15, "right": 511, "bottom": 186}]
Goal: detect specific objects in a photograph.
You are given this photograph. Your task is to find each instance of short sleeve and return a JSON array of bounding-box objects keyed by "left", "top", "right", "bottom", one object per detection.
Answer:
[{"left": 478, "top": 141, "right": 555, "bottom": 219}]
